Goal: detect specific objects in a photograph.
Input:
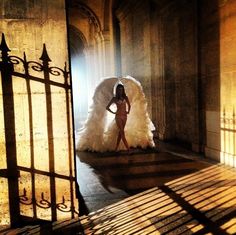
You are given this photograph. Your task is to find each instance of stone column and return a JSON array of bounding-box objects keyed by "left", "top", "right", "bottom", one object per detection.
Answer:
[{"left": 102, "top": 30, "right": 115, "bottom": 77}]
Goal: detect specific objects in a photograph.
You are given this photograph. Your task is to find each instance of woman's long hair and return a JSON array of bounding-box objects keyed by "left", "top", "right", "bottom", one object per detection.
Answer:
[{"left": 115, "top": 84, "right": 127, "bottom": 99}]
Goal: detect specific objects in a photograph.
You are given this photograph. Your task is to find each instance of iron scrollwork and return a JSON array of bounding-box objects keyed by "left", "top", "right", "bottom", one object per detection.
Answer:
[
  {"left": 9, "top": 55, "right": 24, "bottom": 66},
  {"left": 19, "top": 188, "right": 32, "bottom": 205},
  {"left": 49, "top": 65, "right": 70, "bottom": 83},
  {"left": 49, "top": 64, "right": 70, "bottom": 84},
  {"left": 9, "top": 55, "right": 43, "bottom": 74},
  {"left": 36, "top": 192, "right": 51, "bottom": 209},
  {"left": 56, "top": 196, "right": 70, "bottom": 213},
  {"left": 27, "top": 61, "right": 43, "bottom": 73},
  {"left": 19, "top": 188, "right": 79, "bottom": 214},
  {"left": 49, "top": 66, "right": 64, "bottom": 77},
  {"left": 56, "top": 195, "right": 79, "bottom": 214}
]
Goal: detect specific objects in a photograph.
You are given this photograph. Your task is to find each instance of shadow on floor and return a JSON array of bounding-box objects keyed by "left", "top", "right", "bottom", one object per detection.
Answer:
[
  {"left": 76, "top": 145, "right": 212, "bottom": 213},
  {"left": 80, "top": 164, "right": 236, "bottom": 234},
  {"left": 4, "top": 145, "right": 236, "bottom": 234}
]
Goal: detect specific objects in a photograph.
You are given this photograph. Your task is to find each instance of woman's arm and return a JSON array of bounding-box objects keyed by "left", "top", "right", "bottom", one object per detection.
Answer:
[
  {"left": 106, "top": 97, "right": 116, "bottom": 114},
  {"left": 126, "top": 96, "right": 131, "bottom": 114}
]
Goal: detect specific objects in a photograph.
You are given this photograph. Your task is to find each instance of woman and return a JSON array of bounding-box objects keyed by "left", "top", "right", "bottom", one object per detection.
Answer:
[
  {"left": 106, "top": 83, "right": 131, "bottom": 151},
  {"left": 76, "top": 76, "right": 155, "bottom": 152}
]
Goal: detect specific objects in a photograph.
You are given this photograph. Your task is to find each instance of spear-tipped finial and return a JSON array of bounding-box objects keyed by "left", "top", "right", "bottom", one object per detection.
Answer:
[
  {"left": 23, "top": 52, "right": 27, "bottom": 61},
  {"left": 39, "top": 43, "right": 51, "bottom": 63},
  {"left": 0, "top": 33, "right": 10, "bottom": 53}
]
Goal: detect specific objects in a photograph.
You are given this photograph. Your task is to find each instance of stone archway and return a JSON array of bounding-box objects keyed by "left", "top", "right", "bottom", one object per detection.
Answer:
[
  {"left": 67, "top": 0, "right": 117, "bottom": 130},
  {"left": 69, "top": 26, "right": 89, "bottom": 130}
]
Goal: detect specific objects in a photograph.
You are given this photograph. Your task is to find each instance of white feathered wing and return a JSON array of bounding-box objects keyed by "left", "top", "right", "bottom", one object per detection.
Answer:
[{"left": 76, "top": 76, "right": 155, "bottom": 152}]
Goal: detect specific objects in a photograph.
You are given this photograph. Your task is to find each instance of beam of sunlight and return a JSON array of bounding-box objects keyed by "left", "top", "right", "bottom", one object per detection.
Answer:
[
  {"left": 221, "top": 218, "right": 236, "bottom": 234},
  {"left": 71, "top": 58, "right": 89, "bottom": 132},
  {"left": 80, "top": 165, "right": 236, "bottom": 234}
]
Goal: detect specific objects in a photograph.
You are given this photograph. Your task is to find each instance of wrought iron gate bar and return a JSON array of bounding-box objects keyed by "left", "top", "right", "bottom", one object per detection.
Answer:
[
  {"left": 0, "top": 33, "right": 78, "bottom": 226},
  {"left": 17, "top": 165, "right": 76, "bottom": 180},
  {"left": 10, "top": 71, "right": 71, "bottom": 89}
]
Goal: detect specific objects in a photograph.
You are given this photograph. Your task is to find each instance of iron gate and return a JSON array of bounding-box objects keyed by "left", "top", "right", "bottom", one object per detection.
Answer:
[{"left": 0, "top": 33, "right": 78, "bottom": 228}]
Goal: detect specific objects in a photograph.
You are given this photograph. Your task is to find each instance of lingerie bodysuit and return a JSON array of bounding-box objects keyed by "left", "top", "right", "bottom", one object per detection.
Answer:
[{"left": 115, "top": 99, "right": 127, "bottom": 121}]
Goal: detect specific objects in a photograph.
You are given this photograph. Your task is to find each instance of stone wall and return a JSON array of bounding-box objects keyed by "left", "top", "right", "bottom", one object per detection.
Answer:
[
  {"left": 219, "top": 0, "right": 236, "bottom": 167},
  {"left": 117, "top": 0, "right": 200, "bottom": 147},
  {"left": 114, "top": 0, "right": 235, "bottom": 157},
  {"left": 0, "top": 0, "right": 68, "bottom": 66},
  {"left": 0, "top": 0, "right": 77, "bottom": 226},
  {"left": 0, "top": 0, "right": 71, "bottom": 170},
  {"left": 201, "top": 0, "right": 236, "bottom": 165},
  {"left": 199, "top": 0, "right": 220, "bottom": 160},
  {"left": 116, "top": 0, "right": 152, "bottom": 116},
  {"left": 67, "top": 0, "right": 116, "bottom": 129}
]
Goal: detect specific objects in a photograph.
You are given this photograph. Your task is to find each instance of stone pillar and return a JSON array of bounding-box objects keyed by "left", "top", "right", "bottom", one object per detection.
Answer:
[
  {"left": 203, "top": 0, "right": 236, "bottom": 166},
  {"left": 102, "top": 30, "right": 115, "bottom": 77},
  {"left": 150, "top": 0, "right": 200, "bottom": 147},
  {"left": 200, "top": 0, "right": 221, "bottom": 161},
  {"left": 150, "top": 12, "right": 170, "bottom": 140},
  {"left": 116, "top": 0, "right": 153, "bottom": 115}
]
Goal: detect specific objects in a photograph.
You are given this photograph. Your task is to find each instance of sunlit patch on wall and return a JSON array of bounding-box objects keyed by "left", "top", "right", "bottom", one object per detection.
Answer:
[
  {"left": 35, "top": 173, "right": 51, "bottom": 221},
  {"left": 0, "top": 69, "right": 9, "bottom": 228},
  {"left": 18, "top": 172, "right": 52, "bottom": 220},
  {"left": 220, "top": 109, "right": 236, "bottom": 167},
  {"left": 0, "top": 178, "right": 10, "bottom": 227},
  {"left": 30, "top": 81, "right": 49, "bottom": 172},
  {"left": 0, "top": 143, "right": 6, "bottom": 170},
  {"left": 0, "top": 74, "right": 6, "bottom": 170},
  {"left": 12, "top": 76, "right": 31, "bottom": 168},
  {"left": 51, "top": 90, "right": 71, "bottom": 176},
  {"left": 18, "top": 171, "right": 33, "bottom": 218},
  {"left": 56, "top": 178, "right": 78, "bottom": 220}
]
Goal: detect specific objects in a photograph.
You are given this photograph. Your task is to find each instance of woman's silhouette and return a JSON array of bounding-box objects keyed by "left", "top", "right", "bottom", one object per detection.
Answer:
[
  {"left": 76, "top": 76, "right": 155, "bottom": 152},
  {"left": 106, "top": 83, "right": 130, "bottom": 151}
]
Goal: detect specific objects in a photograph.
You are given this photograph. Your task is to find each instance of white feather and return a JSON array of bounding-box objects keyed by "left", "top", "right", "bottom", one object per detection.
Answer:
[{"left": 76, "top": 76, "right": 155, "bottom": 152}]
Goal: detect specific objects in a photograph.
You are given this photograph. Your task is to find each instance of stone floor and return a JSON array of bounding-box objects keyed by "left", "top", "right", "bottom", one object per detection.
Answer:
[
  {"left": 76, "top": 141, "right": 212, "bottom": 214},
  {"left": 80, "top": 163, "right": 236, "bottom": 234},
  {"left": 2, "top": 140, "right": 236, "bottom": 234},
  {"left": 75, "top": 140, "right": 236, "bottom": 234}
]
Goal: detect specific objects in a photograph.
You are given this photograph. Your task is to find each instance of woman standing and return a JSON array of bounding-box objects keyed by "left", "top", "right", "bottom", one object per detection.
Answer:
[{"left": 106, "top": 84, "right": 131, "bottom": 151}]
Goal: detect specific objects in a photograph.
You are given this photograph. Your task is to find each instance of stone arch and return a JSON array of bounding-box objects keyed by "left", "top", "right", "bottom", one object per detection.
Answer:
[
  {"left": 69, "top": 25, "right": 88, "bottom": 55},
  {"left": 103, "top": 0, "right": 111, "bottom": 31},
  {"left": 68, "top": 1, "right": 102, "bottom": 33}
]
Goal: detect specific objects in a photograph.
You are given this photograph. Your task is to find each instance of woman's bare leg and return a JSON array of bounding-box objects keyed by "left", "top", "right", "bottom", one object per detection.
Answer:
[
  {"left": 116, "top": 117, "right": 129, "bottom": 150},
  {"left": 115, "top": 132, "right": 121, "bottom": 151},
  {"left": 121, "top": 131, "right": 129, "bottom": 150}
]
